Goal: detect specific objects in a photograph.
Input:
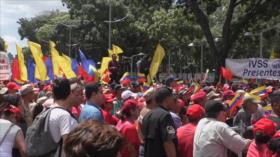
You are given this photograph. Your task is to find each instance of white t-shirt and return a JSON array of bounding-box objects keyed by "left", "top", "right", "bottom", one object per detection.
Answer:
[
  {"left": 49, "top": 107, "right": 78, "bottom": 143},
  {"left": 193, "top": 118, "right": 250, "bottom": 157},
  {"left": 0, "top": 119, "right": 21, "bottom": 157}
]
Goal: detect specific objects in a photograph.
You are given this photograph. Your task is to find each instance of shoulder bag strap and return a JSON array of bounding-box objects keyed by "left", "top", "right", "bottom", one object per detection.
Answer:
[{"left": 0, "top": 123, "right": 15, "bottom": 146}]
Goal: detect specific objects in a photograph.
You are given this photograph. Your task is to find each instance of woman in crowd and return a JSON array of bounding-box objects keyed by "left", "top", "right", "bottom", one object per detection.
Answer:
[
  {"left": 64, "top": 120, "right": 125, "bottom": 157},
  {"left": 116, "top": 99, "right": 141, "bottom": 157},
  {"left": 0, "top": 105, "right": 27, "bottom": 157}
]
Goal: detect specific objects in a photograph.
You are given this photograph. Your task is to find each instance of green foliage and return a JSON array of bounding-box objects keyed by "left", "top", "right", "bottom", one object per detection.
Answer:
[
  {"left": 16, "top": 0, "right": 280, "bottom": 76},
  {"left": 0, "top": 36, "right": 4, "bottom": 51}
]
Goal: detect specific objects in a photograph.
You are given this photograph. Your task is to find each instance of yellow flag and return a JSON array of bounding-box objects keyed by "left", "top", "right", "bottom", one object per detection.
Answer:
[
  {"left": 28, "top": 41, "right": 48, "bottom": 81},
  {"left": 16, "top": 44, "right": 28, "bottom": 82},
  {"left": 112, "top": 44, "right": 123, "bottom": 54},
  {"left": 98, "top": 57, "right": 112, "bottom": 75},
  {"left": 59, "top": 54, "right": 76, "bottom": 79},
  {"left": 147, "top": 44, "right": 165, "bottom": 84},
  {"left": 270, "top": 49, "right": 277, "bottom": 59},
  {"left": 50, "top": 41, "right": 64, "bottom": 77}
]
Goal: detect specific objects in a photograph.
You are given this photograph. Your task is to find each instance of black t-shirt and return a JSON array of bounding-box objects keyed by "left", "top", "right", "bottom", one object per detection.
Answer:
[{"left": 142, "top": 106, "right": 178, "bottom": 157}]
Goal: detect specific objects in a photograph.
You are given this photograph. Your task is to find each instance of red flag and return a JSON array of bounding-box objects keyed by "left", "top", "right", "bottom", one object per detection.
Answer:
[
  {"left": 12, "top": 58, "right": 23, "bottom": 82},
  {"left": 221, "top": 67, "right": 233, "bottom": 81}
]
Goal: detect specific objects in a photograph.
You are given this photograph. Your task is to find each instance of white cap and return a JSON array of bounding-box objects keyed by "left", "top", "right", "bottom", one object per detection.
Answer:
[{"left": 121, "top": 90, "right": 137, "bottom": 101}]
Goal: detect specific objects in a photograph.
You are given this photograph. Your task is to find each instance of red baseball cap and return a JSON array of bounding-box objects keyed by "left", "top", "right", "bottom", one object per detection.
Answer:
[
  {"left": 253, "top": 118, "right": 277, "bottom": 136},
  {"left": 186, "top": 104, "right": 205, "bottom": 119},
  {"left": 121, "top": 99, "right": 139, "bottom": 114},
  {"left": 191, "top": 90, "right": 206, "bottom": 101},
  {"left": 7, "top": 82, "right": 20, "bottom": 91}
]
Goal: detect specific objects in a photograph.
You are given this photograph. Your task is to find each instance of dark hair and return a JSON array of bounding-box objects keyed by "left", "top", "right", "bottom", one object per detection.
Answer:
[
  {"left": 268, "top": 137, "right": 280, "bottom": 154},
  {"left": 52, "top": 78, "right": 71, "bottom": 100},
  {"left": 64, "top": 120, "right": 125, "bottom": 157},
  {"left": 255, "top": 132, "right": 272, "bottom": 145},
  {"left": 85, "top": 83, "right": 101, "bottom": 100},
  {"left": 155, "top": 87, "right": 173, "bottom": 104},
  {"left": 2, "top": 94, "right": 21, "bottom": 106},
  {"left": 32, "top": 103, "right": 43, "bottom": 120},
  {"left": 205, "top": 100, "right": 227, "bottom": 118}
]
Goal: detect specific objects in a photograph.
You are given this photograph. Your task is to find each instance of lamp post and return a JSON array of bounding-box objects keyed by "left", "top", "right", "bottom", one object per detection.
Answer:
[
  {"left": 188, "top": 42, "right": 204, "bottom": 77},
  {"left": 60, "top": 24, "right": 76, "bottom": 57},
  {"left": 245, "top": 23, "right": 280, "bottom": 58},
  {"left": 124, "top": 53, "right": 145, "bottom": 74},
  {"left": 104, "top": 0, "right": 128, "bottom": 50}
]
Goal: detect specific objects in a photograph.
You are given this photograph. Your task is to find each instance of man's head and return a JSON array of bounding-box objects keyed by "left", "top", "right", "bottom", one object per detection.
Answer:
[
  {"left": 20, "top": 84, "right": 35, "bottom": 103},
  {"left": 52, "top": 78, "right": 71, "bottom": 101},
  {"left": 205, "top": 100, "right": 227, "bottom": 122},
  {"left": 242, "top": 94, "right": 259, "bottom": 114},
  {"left": 112, "top": 54, "right": 117, "bottom": 61},
  {"left": 144, "top": 87, "right": 157, "bottom": 108},
  {"left": 253, "top": 118, "right": 276, "bottom": 145},
  {"left": 64, "top": 120, "right": 125, "bottom": 157},
  {"left": 191, "top": 90, "right": 207, "bottom": 106},
  {"left": 155, "top": 87, "right": 174, "bottom": 110},
  {"left": 130, "top": 81, "right": 141, "bottom": 93},
  {"left": 121, "top": 99, "right": 140, "bottom": 120},
  {"left": 270, "top": 90, "right": 280, "bottom": 117},
  {"left": 85, "top": 83, "right": 104, "bottom": 106},
  {"left": 165, "top": 76, "right": 177, "bottom": 88},
  {"left": 69, "top": 78, "right": 84, "bottom": 106},
  {"left": 7, "top": 82, "right": 20, "bottom": 94},
  {"left": 186, "top": 104, "right": 205, "bottom": 123}
]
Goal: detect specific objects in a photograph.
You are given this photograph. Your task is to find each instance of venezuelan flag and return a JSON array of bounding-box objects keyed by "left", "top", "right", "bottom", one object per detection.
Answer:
[
  {"left": 263, "top": 105, "right": 273, "bottom": 116},
  {"left": 228, "top": 92, "right": 244, "bottom": 116},
  {"left": 120, "top": 72, "right": 131, "bottom": 82},
  {"left": 137, "top": 73, "right": 146, "bottom": 83},
  {"left": 250, "top": 86, "right": 267, "bottom": 95}
]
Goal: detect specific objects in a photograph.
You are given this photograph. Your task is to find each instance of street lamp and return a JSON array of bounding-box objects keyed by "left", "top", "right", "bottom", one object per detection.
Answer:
[
  {"left": 124, "top": 53, "right": 145, "bottom": 74},
  {"left": 245, "top": 23, "right": 280, "bottom": 58},
  {"left": 104, "top": 0, "right": 128, "bottom": 50},
  {"left": 188, "top": 42, "right": 204, "bottom": 76},
  {"left": 60, "top": 23, "right": 76, "bottom": 57}
]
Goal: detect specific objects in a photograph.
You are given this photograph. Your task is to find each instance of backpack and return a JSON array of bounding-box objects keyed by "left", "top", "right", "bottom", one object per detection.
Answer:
[{"left": 25, "top": 107, "right": 71, "bottom": 157}]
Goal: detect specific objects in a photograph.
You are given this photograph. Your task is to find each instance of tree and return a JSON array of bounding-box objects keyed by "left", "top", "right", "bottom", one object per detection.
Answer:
[
  {"left": 0, "top": 36, "right": 4, "bottom": 51},
  {"left": 185, "top": 0, "right": 280, "bottom": 77}
]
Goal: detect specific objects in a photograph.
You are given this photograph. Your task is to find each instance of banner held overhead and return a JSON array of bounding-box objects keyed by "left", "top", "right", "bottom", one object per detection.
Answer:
[{"left": 226, "top": 58, "right": 280, "bottom": 80}]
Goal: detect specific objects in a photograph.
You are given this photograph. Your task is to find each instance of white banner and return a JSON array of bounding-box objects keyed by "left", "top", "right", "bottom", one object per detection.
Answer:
[
  {"left": 226, "top": 58, "right": 280, "bottom": 80},
  {"left": 0, "top": 51, "right": 11, "bottom": 80}
]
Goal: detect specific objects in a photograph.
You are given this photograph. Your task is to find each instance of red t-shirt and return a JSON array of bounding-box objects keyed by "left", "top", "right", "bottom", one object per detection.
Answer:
[
  {"left": 247, "top": 140, "right": 277, "bottom": 157},
  {"left": 101, "top": 109, "right": 119, "bottom": 125},
  {"left": 116, "top": 120, "right": 140, "bottom": 157},
  {"left": 177, "top": 123, "right": 197, "bottom": 157}
]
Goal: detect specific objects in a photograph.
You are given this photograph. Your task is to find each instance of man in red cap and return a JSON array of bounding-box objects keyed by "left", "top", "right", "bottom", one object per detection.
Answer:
[
  {"left": 247, "top": 118, "right": 277, "bottom": 157},
  {"left": 101, "top": 94, "right": 119, "bottom": 125},
  {"left": 177, "top": 104, "right": 205, "bottom": 157},
  {"left": 190, "top": 90, "right": 207, "bottom": 106},
  {"left": 7, "top": 82, "right": 20, "bottom": 94}
]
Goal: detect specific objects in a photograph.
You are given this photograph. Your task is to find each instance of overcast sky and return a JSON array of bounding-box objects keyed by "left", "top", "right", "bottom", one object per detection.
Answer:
[{"left": 0, "top": 0, "right": 68, "bottom": 55}]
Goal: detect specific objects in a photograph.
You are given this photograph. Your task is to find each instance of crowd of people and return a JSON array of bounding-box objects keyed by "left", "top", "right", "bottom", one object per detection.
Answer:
[{"left": 1, "top": 76, "right": 280, "bottom": 157}]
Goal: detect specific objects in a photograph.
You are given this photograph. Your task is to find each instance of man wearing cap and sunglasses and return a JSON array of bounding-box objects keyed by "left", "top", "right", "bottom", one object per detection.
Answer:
[{"left": 193, "top": 100, "right": 251, "bottom": 157}]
